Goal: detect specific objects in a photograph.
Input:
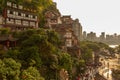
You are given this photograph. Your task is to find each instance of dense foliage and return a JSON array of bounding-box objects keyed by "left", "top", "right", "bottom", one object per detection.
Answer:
[
  {"left": 0, "top": 29, "right": 73, "bottom": 80},
  {"left": 79, "top": 41, "right": 111, "bottom": 67}
]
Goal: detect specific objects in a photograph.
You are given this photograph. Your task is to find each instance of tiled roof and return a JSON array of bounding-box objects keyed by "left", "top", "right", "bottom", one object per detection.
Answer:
[{"left": 0, "top": 35, "right": 18, "bottom": 41}]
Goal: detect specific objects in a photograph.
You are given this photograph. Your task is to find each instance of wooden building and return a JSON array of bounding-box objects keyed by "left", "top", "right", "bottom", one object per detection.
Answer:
[
  {"left": 1, "top": 1, "right": 38, "bottom": 31},
  {"left": 54, "top": 25, "right": 81, "bottom": 58},
  {"left": 44, "top": 10, "right": 61, "bottom": 29},
  {"left": 0, "top": 35, "right": 17, "bottom": 49},
  {"left": 44, "top": 11, "right": 82, "bottom": 58}
]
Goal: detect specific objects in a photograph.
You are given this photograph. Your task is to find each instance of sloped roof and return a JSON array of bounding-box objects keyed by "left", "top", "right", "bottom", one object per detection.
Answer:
[{"left": 0, "top": 35, "right": 18, "bottom": 41}]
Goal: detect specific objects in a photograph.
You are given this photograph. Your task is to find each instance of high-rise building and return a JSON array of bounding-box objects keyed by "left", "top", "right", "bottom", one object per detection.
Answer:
[
  {"left": 83, "top": 31, "right": 87, "bottom": 40},
  {"left": 99, "top": 32, "right": 105, "bottom": 40},
  {"left": 73, "top": 19, "right": 82, "bottom": 41},
  {"left": 87, "top": 32, "right": 96, "bottom": 41}
]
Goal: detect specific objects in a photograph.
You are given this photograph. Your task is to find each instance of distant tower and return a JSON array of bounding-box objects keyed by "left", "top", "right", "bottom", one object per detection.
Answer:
[
  {"left": 87, "top": 32, "right": 96, "bottom": 41},
  {"left": 100, "top": 32, "right": 105, "bottom": 40},
  {"left": 83, "top": 31, "right": 87, "bottom": 40},
  {"left": 73, "top": 19, "right": 82, "bottom": 41}
]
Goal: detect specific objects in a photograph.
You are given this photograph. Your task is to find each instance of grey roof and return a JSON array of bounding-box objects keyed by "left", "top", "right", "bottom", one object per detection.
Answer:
[{"left": 0, "top": 35, "right": 18, "bottom": 41}]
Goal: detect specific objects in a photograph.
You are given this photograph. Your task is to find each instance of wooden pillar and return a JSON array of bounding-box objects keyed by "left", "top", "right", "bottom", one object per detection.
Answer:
[
  {"left": 6, "top": 40, "right": 10, "bottom": 47},
  {"left": 14, "top": 41, "right": 16, "bottom": 47}
]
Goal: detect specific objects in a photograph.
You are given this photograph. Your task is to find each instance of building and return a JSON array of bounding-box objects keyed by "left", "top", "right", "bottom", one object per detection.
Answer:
[
  {"left": 73, "top": 19, "right": 82, "bottom": 41},
  {"left": 99, "top": 32, "right": 105, "bottom": 41},
  {"left": 44, "top": 10, "right": 61, "bottom": 29},
  {"left": 1, "top": 1, "right": 38, "bottom": 31},
  {"left": 61, "top": 15, "right": 73, "bottom": 24},
  {"left": 61, "top": 16, "right": 82, "bottom": 41},
  {"left": 55, "top": 25, "right": 81, "bottom": 57},
  {"left": 87, "top": 32, "right": 96, "bottom": 41},
  {"left": 0, "top": 35, "right": 17, "bottom": 48},
  {"left": 44, "top": 11, "right": 82, "bottom": 58},
  {"left": 44, "top": 10, "right": 83, "bottom": 41},
  {"left": 82, "top": 31, "right": 87, "bottom": 40}
]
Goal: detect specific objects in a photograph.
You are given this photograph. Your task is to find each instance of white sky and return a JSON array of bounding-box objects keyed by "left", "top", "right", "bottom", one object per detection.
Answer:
[{"left": 53, "top": 0, "right": 120, "bottom": 36}]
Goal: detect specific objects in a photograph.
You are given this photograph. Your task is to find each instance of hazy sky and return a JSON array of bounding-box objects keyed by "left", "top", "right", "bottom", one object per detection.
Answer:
[{"left": 53, "top": 0, "right": 120, "bottom": 36}]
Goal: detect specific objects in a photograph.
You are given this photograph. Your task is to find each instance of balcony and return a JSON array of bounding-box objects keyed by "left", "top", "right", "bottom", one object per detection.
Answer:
[{"left": 7, "top": 2, "right": 12, "bottom": 7}]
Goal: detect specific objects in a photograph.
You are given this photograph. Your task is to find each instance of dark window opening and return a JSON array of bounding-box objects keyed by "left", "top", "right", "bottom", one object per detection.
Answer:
[
  {"left": 18, "top": 13, "right": 21, "bottom": 16},
  {"left": 33, "top": 16, "right": 35, "bottom": 18},
  {"left": 10, "top": 11, "right": 13, "bottom": 14},
  {"left": 26, "top": 14, "right": 28, "bottom": 17}
]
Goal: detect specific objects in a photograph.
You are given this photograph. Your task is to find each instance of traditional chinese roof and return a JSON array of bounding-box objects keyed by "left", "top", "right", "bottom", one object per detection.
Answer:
[
  {"left": 67, "top": 45, "right": 80, "bottom": 50},
  {"left": 45, "top": 10, "right": 61, "bottom": 19},
  {"left": 0, "top": 35, "right": 18, "bottom": 41}
]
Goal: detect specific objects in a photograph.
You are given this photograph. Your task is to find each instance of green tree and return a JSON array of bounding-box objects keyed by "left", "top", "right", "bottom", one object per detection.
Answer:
[
  {"left": 76, "top": 59, "right": 86, "bottom": 74},
  {"left": 86, "top": 42, "right": 100, "bottom": 52},
  {"left": 80, "top": 44, "right": 93, "bottom": 62},
  {"left": 4, "top": 49, "right": 20, "bottom": 60},
  {"left": 46, "top": 30, "right": 61, "bottom": 47},
  {"left": 16, "top": 29, "right": 59, "bottom": 79},
  {"left": 21, "top": 66, "right": 44, "bottom": 80},
  {"left": 98, "top": 42, "right": 109, "bottom": 49},
  {"left": 0, "top": 58, "right": 21, "bottom": 80},
  {"left": 0, "top": 28, "right": 10, "bottom": 35},
  {"left": 58, "top": 53, "right": 72, "bottom": 73}
]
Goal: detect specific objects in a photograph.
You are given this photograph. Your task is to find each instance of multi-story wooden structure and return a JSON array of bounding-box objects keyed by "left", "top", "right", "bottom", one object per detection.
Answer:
[
  {"left": 54, "top": 24, "right": 81, "bottom": 58},
  {"left": 44, "top": 11, "right": 82, "bottom": 58},
  {"left": 1, "top": 1, "right": 38, "bottom": 31},
  {"left": 0, "top": 35, "right": 17, "bottom": 48},
  {"left": 44, "top": 10, "right": 61, "bottom": 29}
]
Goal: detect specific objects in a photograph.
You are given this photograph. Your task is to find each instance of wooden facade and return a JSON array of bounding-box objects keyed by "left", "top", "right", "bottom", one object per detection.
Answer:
[
  {"left": 44, "top": 10, "right": 61, "bottom": 29},
  {"left": 2, "top": 1, "right": 38, "bottom": 31},
  {"left": 0, "top": 35, "right": 17, "bottom": 49},
  {"left": 54, "top": 24, "right": 81, "bottom": 57},
  {"left": 44, "top": 10, "right": 82, "bottom": 57}
]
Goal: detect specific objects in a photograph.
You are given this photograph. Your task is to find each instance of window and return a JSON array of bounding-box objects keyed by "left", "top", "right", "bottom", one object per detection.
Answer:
[
  {"left": 65, "top": 32, "right": 72, "bottom": 38},
  {"left": 21, "top": 13, "right": 24, "bottom": 17},
  {"left": 9, "top": 11, "right": 13, "bottom": 14},
  {"left": 66, "top": 39, "right": 72, "bottom": 47},
  {"left": 33, "top": 15, "right": 35, "bottom": 18},
  {"left": 30, "top": 22, "right": 35, "bottom": 26},
  {"left": 16, "top": 12, "right": 18, "bottom": 15},
  {"left": 15, "top": 20, "right": 21, "bottom": 25},
  {"left": 7, "top": 2, "right": 12, "bottom": 7},
  {"left": 7, "top": 10, "right": 10, "bottom": 14},
  {"left": 13, "top": 11, "right": 16, "bottom": 15},
  {"left": 18, "top": 13, "right": 21, "bottom": 16},
  {"left": 23, "top": 14, "right": 25, "bottom": 17},
  {"left": 7, "top": 18, "right": 10, "bottom": 21},
  {"left": 13, "top": 3, "right": 17, "bottom": 8},
  {"left": 30, "top": 15, "right": 33, "bottom": 18},
  {"left": 25, "top": 14, "right": 28, "bottom": 17},
  {"left": 29, "top": 15, "right": 31, "bottom": 18},
  {"left": 35, "top": 16, "right": 37, "bottom": 19},
  {"left": 6, "top": 18, "right": 14, "bottom": 24},
  {"left": 23, "top": 21, "right": 29, "bottom": 26},
  {"left": 0, "top": 16, "right": 3, "bottom": 24},
  {"left": 18, "top": 5, "right": 23, "bottom": 9}
]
